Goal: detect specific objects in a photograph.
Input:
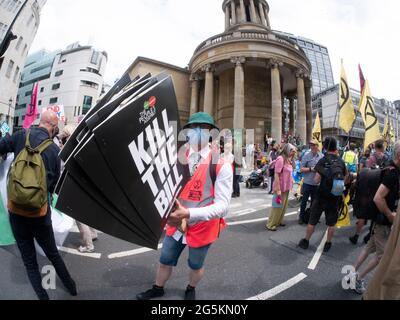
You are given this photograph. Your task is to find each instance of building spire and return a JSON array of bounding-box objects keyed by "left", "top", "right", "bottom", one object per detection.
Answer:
[{"left": 222, "top": 0, "right": 271, "bottom": 32}]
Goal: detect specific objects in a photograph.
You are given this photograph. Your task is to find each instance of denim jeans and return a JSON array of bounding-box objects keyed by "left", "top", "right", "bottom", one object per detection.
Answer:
[
  {"left": 9, "top": 212, "right": 74, "bottom": 300},
  {"left": 233, "top": 174, "right": 241, "bottom": 196},
  {"left": 299, "top": 183, "right": 318, "bottom": 220},
  {"left": 160, "top": 236, "right": 211, "bottom": 271}
]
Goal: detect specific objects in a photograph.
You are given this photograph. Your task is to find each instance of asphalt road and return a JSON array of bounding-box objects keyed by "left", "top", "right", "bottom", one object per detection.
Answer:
[{"left": 0, "top": 184, "right": 370, "bottom": 300}]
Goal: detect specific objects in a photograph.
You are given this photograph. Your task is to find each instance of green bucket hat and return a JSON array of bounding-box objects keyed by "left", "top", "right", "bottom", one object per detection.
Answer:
[{"left": 183, "top": 112, "right": 219, "bottom": 130}]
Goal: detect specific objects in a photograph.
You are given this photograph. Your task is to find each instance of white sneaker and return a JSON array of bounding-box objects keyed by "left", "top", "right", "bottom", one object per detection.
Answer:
[
  {"left": 354, "top": 276, "right": 367, "bottom": 295},
  {"left": 78, "top": 245, "right": 95, "bottom": 253}
]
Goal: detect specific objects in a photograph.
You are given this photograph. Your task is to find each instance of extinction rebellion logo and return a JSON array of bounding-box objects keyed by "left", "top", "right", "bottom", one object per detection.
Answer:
[{"left": 139, "top": 96, "right": 157, "bottom": 124}]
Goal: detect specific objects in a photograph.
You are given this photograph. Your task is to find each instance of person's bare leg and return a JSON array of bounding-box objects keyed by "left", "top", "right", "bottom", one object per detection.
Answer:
[
  {"left": 155, "top": 264, "right": 173, "bottom": 287},
  {"left": 358, "top": 256, "right": 381, "bottom": 280},
  {"left": 305, "top": 224, "right": 315, "bottom": 241},
  {"left": 327, "top": 226, "right": 336, "bottom": 243},
  {"left": 355, "top": 219, "right": 366, "bottom": 235},
  {"left": 354, "top": 248, "right": 370, "bottom": 272},
  {"left": 189, "top": 268, "right": 205, "bottom": 288}
]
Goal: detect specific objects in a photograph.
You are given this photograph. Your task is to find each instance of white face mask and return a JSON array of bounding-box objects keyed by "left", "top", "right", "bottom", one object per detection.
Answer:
[{"left": 187, "top": 128, "right": 210, "bottom": 148}]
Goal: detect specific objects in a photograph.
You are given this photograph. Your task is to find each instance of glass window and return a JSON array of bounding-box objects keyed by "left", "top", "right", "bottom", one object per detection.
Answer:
[
  {"left": 0, "top": 22, "right": 8, "bottom": 41},
  {"left": 82, "top": 95, "right": 93, "bottom": 115},
  {"left": 21, "top": 44, "right": 27, "bottom": 56},
  {"left": 49, "top": 97, "right": 58, "bottom": 104},
  {"left": 15, "top": 36, "right": 23, "bottom": 50},
  {"left": 52, "top": 83, "right": 60, "bottom": 90},
  {"left": 55, "top": 70, "right": 63, "bottom": 77},
  {"left": 27, "top": 14, "right": 34, "bottom": 27},
  {"left": 80, "top": 80, "right": 99, "bottom": 89},
  {"left": 30, "top": 62, "right": 53, "bottom": 74},
  {"left": 40, "top": 87, "right": 44, "bottom": 92},
  {"left": 5, "top": 0, "right": 22, "bottom": 12},
  {"left": 90, "top": 51, "right": 99, "bottom": 65},
  {"left": 6, "top": 60, "right": 14, "bottom": 78},
  {"left": 17, "top": 104, "right": 26, "bottom": 111},
  {"left": 13, "top": 66, "right": 19, "bottom": 82}
]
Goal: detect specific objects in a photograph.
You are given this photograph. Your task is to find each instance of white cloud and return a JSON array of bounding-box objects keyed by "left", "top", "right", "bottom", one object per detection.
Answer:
[{"left": 31, "top": 0, "right": 399, "bottom": 101}]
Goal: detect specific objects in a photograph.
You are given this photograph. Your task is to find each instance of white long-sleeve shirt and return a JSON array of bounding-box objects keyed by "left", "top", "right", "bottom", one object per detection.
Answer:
[{"left": 172, "top": 146, "right": 233, "bottom": 244}]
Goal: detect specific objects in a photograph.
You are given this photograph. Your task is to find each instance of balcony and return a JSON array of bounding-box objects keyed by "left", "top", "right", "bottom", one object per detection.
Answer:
[{"left": 193, "top": 30, "right": 305, "bottom": 59}]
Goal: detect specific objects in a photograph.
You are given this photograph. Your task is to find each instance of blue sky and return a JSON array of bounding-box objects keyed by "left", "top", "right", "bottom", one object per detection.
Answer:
[{"left": 31, "top": 0, "right": 399, "bottom": 101}]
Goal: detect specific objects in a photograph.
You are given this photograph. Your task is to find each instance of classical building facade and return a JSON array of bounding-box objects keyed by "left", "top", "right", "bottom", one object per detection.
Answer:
[
  {"left": 126, "top": 56, "right": 191, "bottom": 124},
  {"left": 128, "top": 0, "right": 313, "bottom": 145},
  {"left": 189, "top": 0, "right": 312, "bottom": 145},
  {"left": 0, "top": 0, "right": 46, "bottom": 130}
]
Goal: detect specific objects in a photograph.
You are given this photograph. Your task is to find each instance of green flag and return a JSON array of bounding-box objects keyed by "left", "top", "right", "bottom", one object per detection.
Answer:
[{"left": 0, "top": 194, "right": 15, "bottom": 246}]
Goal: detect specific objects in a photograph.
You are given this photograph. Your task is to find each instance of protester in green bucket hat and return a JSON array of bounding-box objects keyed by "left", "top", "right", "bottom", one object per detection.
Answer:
[{"left": 183, "top": 112, "right": 219, "bottom": 131}]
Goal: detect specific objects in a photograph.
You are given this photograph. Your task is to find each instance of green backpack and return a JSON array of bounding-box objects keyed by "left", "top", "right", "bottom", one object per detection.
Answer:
[{"left": 7, "top": 131, "right": 53, "bottom": 212}]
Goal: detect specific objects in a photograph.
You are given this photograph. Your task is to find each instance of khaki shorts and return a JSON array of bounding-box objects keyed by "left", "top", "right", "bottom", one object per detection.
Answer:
[{"left": 366, "top": 224, "right": 392, "bottom": 258}]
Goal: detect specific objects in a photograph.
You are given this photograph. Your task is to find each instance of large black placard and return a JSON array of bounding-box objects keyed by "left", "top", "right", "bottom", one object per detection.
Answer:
[{"left": 93, "top": 76, "right": 190, "bottom": 239}]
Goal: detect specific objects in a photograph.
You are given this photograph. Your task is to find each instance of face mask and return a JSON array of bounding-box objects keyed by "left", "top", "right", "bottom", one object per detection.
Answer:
[{"left": 187, "top": 128, "right": 210, "bottom": 147}]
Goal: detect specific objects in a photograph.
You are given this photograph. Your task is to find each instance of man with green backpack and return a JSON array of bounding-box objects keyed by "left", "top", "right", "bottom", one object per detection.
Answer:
[{"left": 0, "top": 110, "right": 76, "bottom": 300}]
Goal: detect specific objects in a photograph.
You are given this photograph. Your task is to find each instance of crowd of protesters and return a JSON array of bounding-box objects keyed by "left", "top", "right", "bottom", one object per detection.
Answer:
[{"left": 1, "top": 109, "right": 399, "bottom": 301}]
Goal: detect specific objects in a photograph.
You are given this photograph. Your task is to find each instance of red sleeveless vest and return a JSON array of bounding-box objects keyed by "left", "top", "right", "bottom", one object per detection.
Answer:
[{"left": 166, "top": 150, "right": 227, "bottom": 248}]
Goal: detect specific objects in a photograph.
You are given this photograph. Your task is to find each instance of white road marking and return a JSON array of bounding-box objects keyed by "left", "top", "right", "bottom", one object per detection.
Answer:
[
  {"left": 227, "top": 212, "right": 297, "bottom": 226},
  {"left": 308, "top": 229, "right": 328, "bottom": 270},
  {"left": 230, "top": 204, "right": 272, "bottom": 217},
  {"left": 108, "top": 243, "right": 163, "bottom": 259},
  {"left": 230, "top": 208, "right": 256, "bottom": 217},
  {"left": 58, "top": 246, "right": 102, "bottom": 259},
  {"left": 230, "top": 203, "right": 242, "bottom": 209},
  {"left": 247, "top": 273, "right": 308, "bottom": 300},
  {"left": 247, "top": 199, "right": 264, "bottom": 204},
  {"left": 108, "top": 211, "right": 299, "bottom": 259}
]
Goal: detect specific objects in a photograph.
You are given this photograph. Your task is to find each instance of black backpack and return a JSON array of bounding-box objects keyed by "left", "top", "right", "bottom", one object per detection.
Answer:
[
  {"left": 371, "top": 154, "right": 389, "bottom": 170},
  {"left": 319, "top": 156, "right": 345, "bottom": 197},
  {"left": 353, "top": 166, "right": 397, "bottom": 222}
]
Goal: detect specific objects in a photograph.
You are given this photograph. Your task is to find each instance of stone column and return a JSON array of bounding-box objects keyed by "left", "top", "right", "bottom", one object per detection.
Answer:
[
  {"left": 214, "top": 78, "right": 219, "bottom": 122},
  {"left": 190, "top": 75, "right": 200, "bottom": 116},
  {"left": 225, "top": 6, "right": 230, "bottom": 30},
  {"left": 289, "top": 97, "right": 295, "bottom": 135},
  {"left": 282, "top": 106, "right": 287, "bottom": 136},
  {"left": 231, "top": 57, "right": 246, "bottom": 130},
  {"left": 296, "top": 70, "right": 307, "bottom": 145},
  {"left": 269, "top": 59, "right": 283, "bottom": 144},
  {"left": 249, "top": 0, "right": 258, "bottom": 23},
  {"left": 230, "top": 1, "right": 237, "bottom": 25},
  {"left": 239, "top": 0, "right": 246, "bottom": 22},
  {"left": 305, "top": 82, "right": 313, "bottom": 143},
  {"left": 231, "top": 57, "right": 246, "bottom": 169},
  {"left": 203, "top": 64, "right": 214, "bottom": 116},
  {"left": 265, "top": 7, "right": 271, "bottom": 28},
  {"left": 259, "top": 2, "right": 267, "bottom": 26}
]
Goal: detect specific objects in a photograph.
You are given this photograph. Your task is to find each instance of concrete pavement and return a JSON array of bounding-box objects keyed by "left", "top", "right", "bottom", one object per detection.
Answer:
[{"left": 0, "top": 184, "right": 369, "bottom": 300}]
